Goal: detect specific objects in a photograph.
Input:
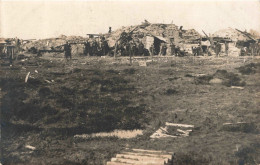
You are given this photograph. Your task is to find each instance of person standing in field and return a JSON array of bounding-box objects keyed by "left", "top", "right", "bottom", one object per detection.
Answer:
[
  {"left": 225, "top": 41, "right": 229, "bottom": 56},
  {"left": 83, "top": 40, "right": 90, "bottom": 56},
  {"left": 149, "top": 43, "right": 155, "bottom": 56},
  {"left": 215, "top": 42, "right": 222, "bottom": 57},
  {"left": 64, "top": 42, "right": 72, "bottom": 60}
]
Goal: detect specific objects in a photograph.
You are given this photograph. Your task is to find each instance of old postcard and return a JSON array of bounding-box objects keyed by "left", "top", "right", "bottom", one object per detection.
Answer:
[{"left": 0, "top": 0, "right": 259, "bottom": 164}]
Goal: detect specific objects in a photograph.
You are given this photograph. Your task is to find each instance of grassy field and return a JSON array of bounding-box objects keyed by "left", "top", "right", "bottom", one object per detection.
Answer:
[{"left": 1, "top": 54, "right": 260, "bottom": 164}]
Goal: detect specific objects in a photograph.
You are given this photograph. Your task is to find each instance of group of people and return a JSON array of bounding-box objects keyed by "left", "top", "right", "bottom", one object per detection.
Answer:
[
  {"left": 116, "top": 40, "right": 148, "bottom": 56},
  {"left": 240, "top": 41, "right": 260, "bottom": 56},
  {"left": 192, "top": 41, "right": 229, "bottom": 57},
  {"left": 61, "top": 36, "right": 110, "bottom": 61},
  {"left": 83, "top": 37, "right": 110, "bottom": 56}
]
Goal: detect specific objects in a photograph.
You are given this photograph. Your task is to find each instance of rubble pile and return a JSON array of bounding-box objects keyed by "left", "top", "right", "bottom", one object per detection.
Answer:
[
  {"left": 22, "top": 35, "right": 86, "bottom": 55},
  {"left": 182, "top": 29, "right": 201, "bottom": 42},
  {"left": 212, "top": 28, "right": 249, "bottom": 42},
  {"left": 105, "top": 23, "right": 202, "bottom": 47}
]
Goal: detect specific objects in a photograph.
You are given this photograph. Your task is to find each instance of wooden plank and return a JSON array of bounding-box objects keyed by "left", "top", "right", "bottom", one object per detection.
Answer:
[
  {"left": 165, "top": 122, "right": 194, "bottom": 128},
  {"left": 129, "top": 148, "right": 170, "bottom": 154},
  {"left": 115, "top": 154, "right": 168, "bottom": 162},
  {"left": 107, "top": 161, "right": 133, "bottom": 165},
  {"left": 111, "top": 157, "right": 165, "bottom": 165},
  {"left": 120, "top": 152, "right": 172, "bottom": 159}
]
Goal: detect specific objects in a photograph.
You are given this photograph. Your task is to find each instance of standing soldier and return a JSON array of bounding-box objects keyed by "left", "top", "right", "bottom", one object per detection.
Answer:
[
  {"left": 170, "top": 42, "right": 175, "bottom": 56},
  {"left": 130, "top": 41, "right": 137, "bottom": 56},
  {"left": 64, "top": 42, "right": 72, "bottom": 60},
  {"left": 91, "top": 40, "right": 98, "bottom": 56},
  {"left": 175, "top": 46, "right": 181, "bottom": 56},
  {"left": 138, "top": 41, "right": 144, "bottom": 56},
  {"left": 225, "top": 41, "right": 229, "bottom": 56},
  {"left": 149, "top": 43, "right": 155, "bottom": 56},
  {"left": 83, "top": 40, "right": 90, "bottom": 56},
  {"left": 125, "top": 41, "right": 131, "bottom": 56},
  {"left": 215, "top": 42, "right": 222, "bottom": 57},
  {"left": 6, "top": 42, "right": 15, "bottom": 65},
  {"left": 161, "top": 43, "right": 167, "bottom": 56}
]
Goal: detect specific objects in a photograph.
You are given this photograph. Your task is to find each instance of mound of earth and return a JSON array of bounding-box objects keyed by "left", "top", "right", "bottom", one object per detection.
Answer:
[{"left": 195, "top": 70, "right": 246, "bottom": 87}]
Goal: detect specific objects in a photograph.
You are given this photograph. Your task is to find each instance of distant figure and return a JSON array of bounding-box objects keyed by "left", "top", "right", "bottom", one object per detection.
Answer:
[
  {"left": 7, "top": 44, "right": 15, "bottom": 65},
  {"left": 64, "top": 42, "right": 72, "bottom": 60},
  {"left": 197, "top": 44, "right": 202, "bottom": 56},
  {"left": 160, "top": 43, "right": 167, "bottom": 56},
  {"left": 101, "top": 39, "right": 109, "bottom": 56},
  {"left": 15, "top": 37, "right": 21, "bottom": 54},
  {"left": 149, "top": 43, "right": 155, "bottom": 56},
  {"left": 225, "top": 41, "right": 229, "bottom": 56},
  {"left": 215, "top": 42, "right": 222, "bottom": 57},
  {"left": 108, "top": 27, "right": 112, "bottom": 33},
  {"left": 83, "top": 40, "right": 90, "bottom": 56},
  {"left": 170, "top": 43, "right": 175, "bottom": 56},
  {"left": 92, "top": 40, "right": 98, "bottom": 56},
  {"left": 125, "top": 42, "right": 131, "bottom": 56},
  {"left": 130, "top": 41, "right": 137, "bottom": 56},
  {"left": 175, "top": 46, "right": 181, "bottom": 56},
  {"left": 138, "top": 42, "right": 144, "bottom": 56}
]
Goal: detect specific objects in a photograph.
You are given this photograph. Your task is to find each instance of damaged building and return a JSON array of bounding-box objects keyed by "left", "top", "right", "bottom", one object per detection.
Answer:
[{"left": 104, "top": 21, "right": 201, "bottom": 56}]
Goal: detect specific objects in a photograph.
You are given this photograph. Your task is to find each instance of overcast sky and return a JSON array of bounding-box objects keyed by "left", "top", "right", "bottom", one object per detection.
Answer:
[{"left": 1, "top": 0, "right": 260, "bottom": 39}]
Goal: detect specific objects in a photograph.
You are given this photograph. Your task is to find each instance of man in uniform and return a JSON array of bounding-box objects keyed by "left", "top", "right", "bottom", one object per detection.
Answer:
[
  {"left": 125, "top": 41, "right": 131, "bottom": 56},
  {"left": 83, "top": 40, "right": 90, "bottom": 56},
  {"left": 149, "top": 43, "right": 155, "bottom": 56},
  {"left": 215, "top": 42, "right": 222, "bottom": 57},
  {"left": 138, "top": 41, "right": 144, "bottom": 56},
  {"left": 130, "top": 41, "right": 137, "bottom": 56},
  {"left": 64, "top": 42, "right": 72, "bottom": 60},
  {"left": 160, "top": 43, "right": 167, "bottom": 56},
  {"left": 92, "top": 39, "right": 98, "bottom": 56},
  {"left": 225, "top": 41, "right": 229, "bottom": 56},
  {"left": 6, "top": 41, "right": 15, "bottom": 65},
  {"left": 170, "top": 42, "right": 175, "bottom": 56}
]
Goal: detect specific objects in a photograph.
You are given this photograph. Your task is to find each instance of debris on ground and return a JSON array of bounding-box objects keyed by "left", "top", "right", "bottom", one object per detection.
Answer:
[
  {"left": 107, "top": 148, "right": 174, "bottom": 165},
  {"left": 150, "top": 122, "right": 194, "bottom": 139},
  {"left": 25, "top": 145, "right": 36, "bottom": 150},
  {"left": 231, "top": 86, "right": 244, "bottom": 89},
  {"left": 24, "top": 72, "right": 30, "bottom": 83}
]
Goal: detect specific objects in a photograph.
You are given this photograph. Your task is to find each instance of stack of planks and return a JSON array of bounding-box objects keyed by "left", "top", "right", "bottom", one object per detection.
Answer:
[{"left": 107, "top": 148, "right": 174, "bottom": 165}]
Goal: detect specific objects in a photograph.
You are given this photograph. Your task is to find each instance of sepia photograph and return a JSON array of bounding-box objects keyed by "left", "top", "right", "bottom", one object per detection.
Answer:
[{"left": 0, "top": 0, "right": 260, "bottom": 164}]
